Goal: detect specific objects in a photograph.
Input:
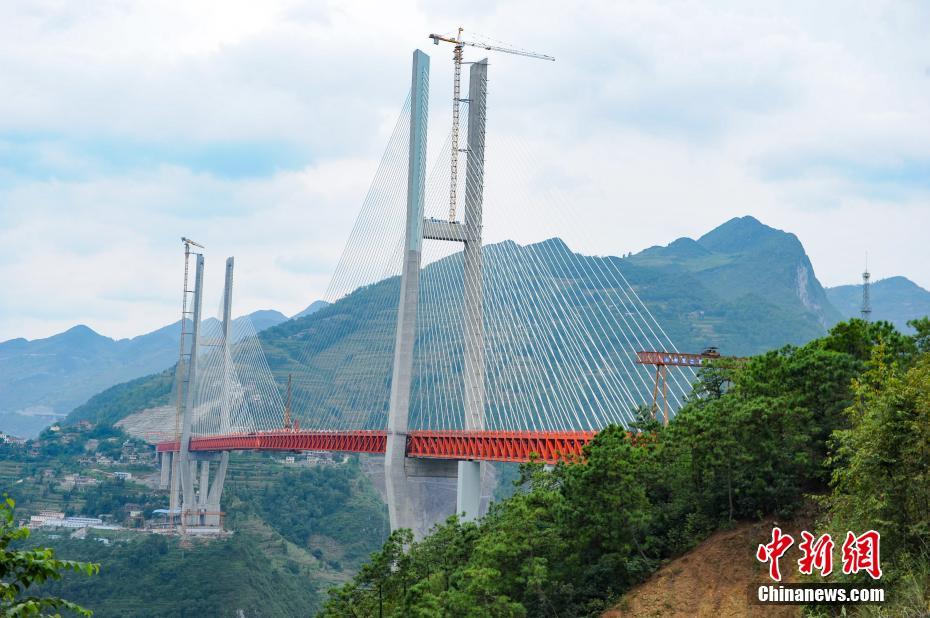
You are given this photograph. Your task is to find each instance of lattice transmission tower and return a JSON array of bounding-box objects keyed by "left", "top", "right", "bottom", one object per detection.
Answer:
[{"left": 861, "top": 256, "right": 872, "bottom": 322}]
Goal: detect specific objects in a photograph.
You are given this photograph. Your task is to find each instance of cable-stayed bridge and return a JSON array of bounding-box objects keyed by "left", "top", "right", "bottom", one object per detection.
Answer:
[{"left": 156, "top": 48, "right": 694, "bottom": 536}]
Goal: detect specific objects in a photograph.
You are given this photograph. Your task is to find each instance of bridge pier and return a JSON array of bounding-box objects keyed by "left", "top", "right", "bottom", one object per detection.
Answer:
[
  {"left": 159, "top": 451, "right": 172, "bottom": 489},
  {"left": 458, "top": 56, "right": 489, "bottom": 524},
  {"left": 191, "top": 452, "right": 226, "bottom": 526},
  {"left": 159, "top": 449, "right": 228, "bottom": 527},
  {"left": 198, "top": 460, "right": 209, "bottom": 509},
  {"left": 456, "top": 460, "right": 482, "bottom": 520},
  {"left": 204, "top": 452, "right": 229, "bottom": 527}
]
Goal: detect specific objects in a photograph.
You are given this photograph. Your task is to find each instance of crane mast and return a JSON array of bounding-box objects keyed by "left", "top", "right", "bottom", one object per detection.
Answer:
[
  {"left": 430, "top": 29, "right": 554, "bottom": 222},
  {"left": 449, "top": 28, "right": 464, "bottom": 222}
]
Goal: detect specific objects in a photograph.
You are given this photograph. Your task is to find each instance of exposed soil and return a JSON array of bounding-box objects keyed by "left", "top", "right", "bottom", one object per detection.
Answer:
[
  {"left": 605, "top": 518, "right": 815, "bottom": 618},
  {"left": 116, "top": 405, "right": 176, "bottom": 443}
]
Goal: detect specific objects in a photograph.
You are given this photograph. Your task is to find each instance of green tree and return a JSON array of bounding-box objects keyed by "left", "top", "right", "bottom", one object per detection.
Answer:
[
  {"left": 0, "top": 497, "right": 99, "bottom": 617},
  {"left": 827, "top": 348, "right": 930, "bottom": 558},
  {"left": 820, "top": 318, "right": 916, "bottom": 364},
  {"left": 908, "top": 316, "right": 930, "bottom": 354},
  {"left": 557, "top": 427, "right": 658, "bottom": 604},
  {"left": 320, "top": 529, "right": 412, "bottom": 618},
  {"left": 689, "top": 360, "right": 741, "bottom": 401}
]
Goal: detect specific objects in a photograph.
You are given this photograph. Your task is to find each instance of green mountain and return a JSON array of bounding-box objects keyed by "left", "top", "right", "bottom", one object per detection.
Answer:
[
  {"left": 68, "top": 216, "right": 847, "bottom": 430},
  {"left": 293, "top": 300, "right": 330, "bottom": 319},
  {"left": 0, "top": 310, "right": 290, "bottom": 438},
  {"left": 627, "top": 215, "right": 841, "bottom": 348},
  {"left": 826, "top": 276, "right": 930, "bottom": 332}
]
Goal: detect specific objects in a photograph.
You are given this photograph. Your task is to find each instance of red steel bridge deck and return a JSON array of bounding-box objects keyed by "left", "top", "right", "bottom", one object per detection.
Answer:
[{"left": 156, "top": 430, "right": 598, "bottom": 464}]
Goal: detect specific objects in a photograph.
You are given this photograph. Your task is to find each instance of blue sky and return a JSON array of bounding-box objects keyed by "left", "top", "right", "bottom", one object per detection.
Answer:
[{"left": 1, "top": 0, "right": 929, "bottom": 341}]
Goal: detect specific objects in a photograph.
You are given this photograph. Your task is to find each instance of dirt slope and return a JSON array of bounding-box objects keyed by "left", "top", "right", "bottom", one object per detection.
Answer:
[
  {"left": 116, "top": 405, "right": 174, "bottom": 442},
  {"left": 605, "top": 519, "right": 809, "bottom": 618}
]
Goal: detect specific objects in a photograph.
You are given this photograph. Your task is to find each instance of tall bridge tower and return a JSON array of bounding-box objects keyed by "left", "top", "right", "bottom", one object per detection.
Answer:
[
  {"left": 385, "top": 49, "right": 490, "bottom": 536},
  {"left": 161, "top": 251, "right": 234, "bottom": 529}
]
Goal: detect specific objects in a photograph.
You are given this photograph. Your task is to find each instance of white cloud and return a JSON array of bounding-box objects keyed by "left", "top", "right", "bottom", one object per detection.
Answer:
[{"left": 1, "top": 0, "right": 928, "bottom": 340}]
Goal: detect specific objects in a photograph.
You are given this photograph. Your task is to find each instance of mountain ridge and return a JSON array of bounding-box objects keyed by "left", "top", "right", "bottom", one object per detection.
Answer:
[
  {"left": 0, "top": 309, "right": 293, "bottom": 438},
  {"left": 16, "top": 216, "right": 930, "bottom": 437},
  {"left": 293, "top": 300, "right": 330, "bottom": 319},
  {"left": 628, "top": 215, "right": 841, "bottom": 332},
  {"left": 826, "top": 275, "right": 930, "bottom": 332}
]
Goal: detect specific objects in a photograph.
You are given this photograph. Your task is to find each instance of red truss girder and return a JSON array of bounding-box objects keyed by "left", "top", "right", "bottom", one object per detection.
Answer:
[
  {"left": 405, "top": 430, "right": 596, "bottom": 463},
  {"left": 156, "top": 430, "right": 597, "bottom": 464},
  {"left": 155, "top": 430, "right": 386, "bottom": 455}
]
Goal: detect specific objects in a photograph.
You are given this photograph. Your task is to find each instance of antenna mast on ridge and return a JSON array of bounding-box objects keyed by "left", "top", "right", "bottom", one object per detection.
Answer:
[{"left": 861, "top": 254, "right": 872, "bottom": 321}]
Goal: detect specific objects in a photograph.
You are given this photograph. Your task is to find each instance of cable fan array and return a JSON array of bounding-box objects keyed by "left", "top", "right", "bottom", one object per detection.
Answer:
[
  {"left": 183, "top": 317, "right": 285, "bottom": 436},
  {"left": 179, "top": 85, "right": 696, "bottom": 437}
]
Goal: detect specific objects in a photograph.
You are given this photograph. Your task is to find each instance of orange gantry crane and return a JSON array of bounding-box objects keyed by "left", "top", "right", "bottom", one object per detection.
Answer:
[{"left": 635, "top": 348, "right": 746, "bottom": 425}]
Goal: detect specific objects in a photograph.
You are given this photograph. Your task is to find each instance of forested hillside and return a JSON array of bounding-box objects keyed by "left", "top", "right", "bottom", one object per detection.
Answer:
[
  {"left": 2, "top": 436, "right": 388, "bottom": 617},
  {"left": 323, "top": 318, "right": 930, "bottom": 616}
]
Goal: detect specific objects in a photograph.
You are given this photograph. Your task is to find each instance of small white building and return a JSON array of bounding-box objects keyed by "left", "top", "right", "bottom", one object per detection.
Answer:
[
  {"left": 29, "top": 511, "right": 65, "bottom": 529},
  {"left": 0, "top": 431, "right": 26, "bottom": 444},
  {"left": 41, "top": 516, "right": 119, "bottom": 531},
  {"left": 44, "top": 516, "right": 103, "bottom": 528}
]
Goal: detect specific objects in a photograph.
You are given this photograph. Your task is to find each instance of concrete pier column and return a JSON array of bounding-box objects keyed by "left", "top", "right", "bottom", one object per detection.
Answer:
[
  {"left": 220, "top": 258, "right": 234, "bottom": 433},
  {"left": 205, "top": 451, "right": 228, "bottom": 527},
  {"left": 168, "top": 452, "right": 180, "bottom": 518},
  {"left": 456, "top": 461, "right": 482, "bottom": 518},
  {"left": 159, "top": 451, "right": 172, "bottom": 489},
  {"left": 198, "top": 461, "right": 210, "bottom": 508}
]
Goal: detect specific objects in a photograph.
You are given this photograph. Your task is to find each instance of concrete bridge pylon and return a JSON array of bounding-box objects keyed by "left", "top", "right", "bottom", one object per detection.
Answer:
[
  {"left": 160, "top": 255, "right": 234, "bottom": 530},
  {"left": 385, "top": 49, "right": 490, "bottom": 538}
]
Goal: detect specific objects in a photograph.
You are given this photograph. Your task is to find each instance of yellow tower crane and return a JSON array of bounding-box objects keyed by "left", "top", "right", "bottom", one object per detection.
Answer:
[{"left": 429, "top": 29, "right": 554, "bottom": 222}]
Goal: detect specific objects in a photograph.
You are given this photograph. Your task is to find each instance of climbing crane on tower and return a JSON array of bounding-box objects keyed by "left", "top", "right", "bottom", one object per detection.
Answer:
[{"left": 429, "top": 28, "right": 554, "bottom": 222}]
